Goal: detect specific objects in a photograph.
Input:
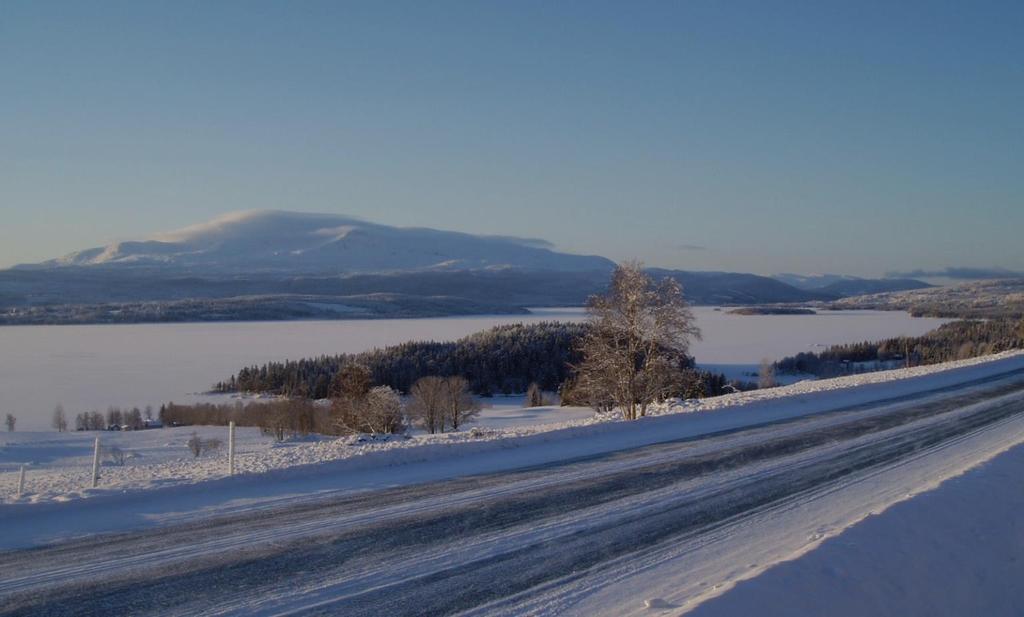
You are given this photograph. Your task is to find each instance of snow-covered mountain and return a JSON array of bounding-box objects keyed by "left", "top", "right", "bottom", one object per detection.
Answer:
[{"left": 35, "top": 210, "right": 614, "bottom": 274}]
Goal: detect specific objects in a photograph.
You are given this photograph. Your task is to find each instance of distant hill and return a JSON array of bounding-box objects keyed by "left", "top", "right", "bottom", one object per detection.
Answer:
[
  {"left": 0, "top": 267, "right": 827, "bottom": 313},
  {"left": 649, "top": 269, "right": 832, "bottom": 304},
  {"left": 772, "top": 273, "right": 863, "bottom": 290},
  {"left": 830, "top": 278, "right": 1024, "bottom": 319},
  {"left": 773, "top": 273, "right": 932, "bottom": 296},
  {"left": 817, "top": 278, "right": 933, "bottom": 297}
]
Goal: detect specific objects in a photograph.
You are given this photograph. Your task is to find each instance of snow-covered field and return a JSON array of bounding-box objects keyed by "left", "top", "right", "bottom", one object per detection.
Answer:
[{"left": 0, "top": 399, "right": 595, "bottom": 506}]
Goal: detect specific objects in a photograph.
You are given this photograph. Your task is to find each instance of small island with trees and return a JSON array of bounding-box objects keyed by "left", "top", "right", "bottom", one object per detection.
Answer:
[{"left": 726, "top": 307, "right": 817, "bottom": 316}]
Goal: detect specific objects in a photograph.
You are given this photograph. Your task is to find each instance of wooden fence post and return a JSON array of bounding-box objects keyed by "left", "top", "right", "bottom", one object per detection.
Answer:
[
  {"left": 228, "top": 421, "right": 236, "bottom": 476},
  {"left": 91, "top": 437, "right": 101, "bottom": 488}
]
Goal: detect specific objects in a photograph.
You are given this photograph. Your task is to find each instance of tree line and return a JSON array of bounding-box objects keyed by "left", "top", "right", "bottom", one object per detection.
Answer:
[
  {"left": 72, "top": 405, "right": 156, "bottom": 431},
  {"left": 214, "top": 319, "right": 735, "bottom": 406},
  {"left": 775, "top": 318, "right": 1024, "bottom": 377},
  {"left": 161, "top": 371, "right": 482, "bottom": 438},
  {"left": 214, "top": 322, "right": 587, "bottom": 398}
]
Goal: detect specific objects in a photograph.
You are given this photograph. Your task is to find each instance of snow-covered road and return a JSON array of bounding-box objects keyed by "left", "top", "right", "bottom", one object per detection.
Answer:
[{"left": 2, "top": 367, "right": 1023, "bottom": 616}]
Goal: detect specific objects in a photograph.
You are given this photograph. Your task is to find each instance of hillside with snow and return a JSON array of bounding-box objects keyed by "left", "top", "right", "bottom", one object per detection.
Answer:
[
  {"left": 832, "top": 278, "right": 1024, "bottom": 318},
  {"left": 773, "top": 273, "right": 932, "bottom": 296},
  {"left": 28, "top": 210, "right": 614, "bottom": 274}
]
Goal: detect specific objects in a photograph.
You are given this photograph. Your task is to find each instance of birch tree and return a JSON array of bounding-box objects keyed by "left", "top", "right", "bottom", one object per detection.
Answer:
[
  {"left": 442, "top": 376, "right": 480, "bottom": 430},
  {"left": 362, "top": 386, "right": 405, "bottom": 434},
  {"left": 408, "top": 376, "right": 448, "bottom": 433},
  {"left": 575, "top": 262, "right": 701, "bottom": 420},
  {"left": 52, "top": 404, "right": 68, "bottom": 432},
  {"left": 526, "top": 383, "right": 544, "bottom": 407},
  {"left": 758, "top": 359, "right": 777, "bottom": 389}
]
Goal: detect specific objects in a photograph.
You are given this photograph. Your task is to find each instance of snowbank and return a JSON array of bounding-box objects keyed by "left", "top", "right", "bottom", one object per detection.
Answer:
[{"left": 687, "top": 442, "right": 1024, "bottom": 617}]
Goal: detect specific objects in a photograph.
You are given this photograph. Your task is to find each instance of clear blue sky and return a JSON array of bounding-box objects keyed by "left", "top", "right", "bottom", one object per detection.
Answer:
[{"left": 2, "top": 1, "right": 1022, "bottom": 275}]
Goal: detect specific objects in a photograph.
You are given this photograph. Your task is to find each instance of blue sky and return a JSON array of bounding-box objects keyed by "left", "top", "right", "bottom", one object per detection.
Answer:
[{"left": 2, "top": 1, "right": 1022, "bottom": 275}]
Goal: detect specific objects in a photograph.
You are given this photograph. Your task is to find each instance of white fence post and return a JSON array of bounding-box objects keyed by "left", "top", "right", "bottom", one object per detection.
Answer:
[
  {"left": 17, "top": 465, "right": 25, "bottom": 498},
  {"left": 228, "top": 421, "right": 236, "bottom": 476},
  {"left": 91, "top": 437, "right": 101, "bottom": 488}
]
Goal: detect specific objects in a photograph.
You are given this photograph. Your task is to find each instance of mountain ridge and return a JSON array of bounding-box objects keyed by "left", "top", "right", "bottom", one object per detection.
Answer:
[
  {"left": 0, "top": 210, "right": 934, "bottom": 325},
  {"left": 773, "top": 272, "right": 932, "bottom": 296},
  {"left": 26, "top": 210, "right": 614, "bottom": 274}
]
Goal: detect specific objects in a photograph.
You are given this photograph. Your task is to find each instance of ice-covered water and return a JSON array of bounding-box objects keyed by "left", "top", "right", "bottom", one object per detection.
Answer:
[{"left": 0, "top": 308, "right": 949, "bottom": 429}]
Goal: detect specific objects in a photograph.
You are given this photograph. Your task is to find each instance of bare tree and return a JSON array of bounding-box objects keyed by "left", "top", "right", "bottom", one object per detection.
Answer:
[
  {"left": 558, "top": 375, "right": 614, "bottom": 413},
  {"left": 331, "top": 386, "right": 405, "bottom": 436},
  {"left": 407, "top": 376, "right": 448, "bottom": 434},
  {"left": 363, "top": 386, "right": 405, "bottom": 434},
  {"left": 106, "top": 406, "right": 123, "bottom": 429},
  {"left": 442, "top": 376, "right": 480, "bottom": 431},
  {"left": 187, "top": 432, "right": 204, "bottom": 458},
  {"left": 326, "top": 364, "right": 404, "bottom": 436},
  {"left": 329, "top": 364, "right": 375, "bottom": 435},
  {"left": 52, "top": 404, "right": 68, "bottom": 432},
  {"left": 525, "top": 383, "right": 544, "bottom": 407},
  {"left": 758, "top": 359, "right": 778, "bottom": 389},
  {"left": 331, "top": 398, "right": 366, "bottom": 436},
  {"left": 104, "top": 445, "right": 128, "bottom": 466},
  {"left": 125, "top": 408, "right": 144, "bottom": 431},
  {"left": 261, "top": 405, "right": 292, "bottom": 441},
  {"left": 574, "top": 262, "right": 701, "bottom": 420}
]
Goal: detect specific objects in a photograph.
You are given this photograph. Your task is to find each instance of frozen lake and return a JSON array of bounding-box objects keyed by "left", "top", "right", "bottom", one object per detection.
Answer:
[{"left": 0, "top": 308, "right": 949, "bottom": 429}]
